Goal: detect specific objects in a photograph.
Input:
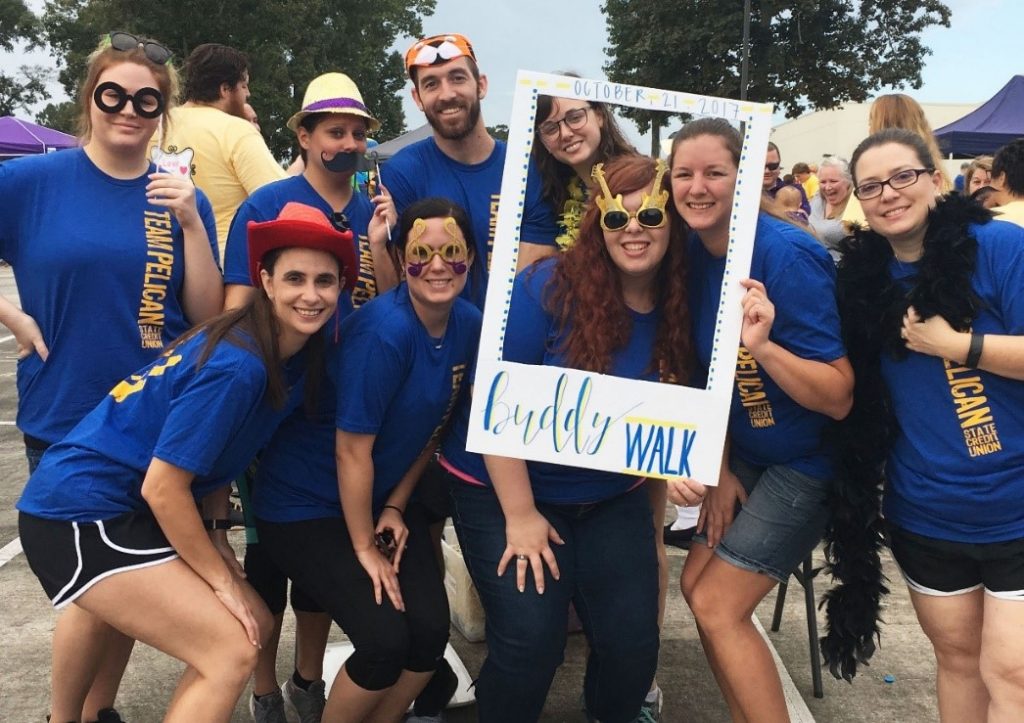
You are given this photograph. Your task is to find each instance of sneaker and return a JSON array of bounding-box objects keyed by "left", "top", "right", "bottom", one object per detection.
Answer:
[
  {"left": 249, "top": 689, "right": 287, "bottom": 723},
  {"left": 662, "top": 524, "right": 695, "bottom": 550},
  {"left": 634, "top": 685, "right": 663, "bottom": 722},
  {"left": 283, "top": 677, "right": 326, "bottom": 723},
  {"left": 94, "top": 709, "right": 125, "bottom": 723}
]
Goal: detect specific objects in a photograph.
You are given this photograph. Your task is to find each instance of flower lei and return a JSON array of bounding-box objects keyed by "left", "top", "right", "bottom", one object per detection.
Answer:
[{"left": 555, "top": 175, "right": 588, "bottom": 251}]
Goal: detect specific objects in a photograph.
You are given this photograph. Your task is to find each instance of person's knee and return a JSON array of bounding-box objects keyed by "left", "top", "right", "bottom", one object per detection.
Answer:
[
  {"left": 205, "top": 634, "right": 260, "bottom": 687},
  {"left": 345, "top": 628, "right": 412, "bottom": 691},
  {"left": 979, "top": 645, "right": 1024, "bottom": 690},
  {"left": 922, "top": 623, "right": 981, "bottom": 673},
  {"left": 486, "top": 613, "right": 565, "bottom": 673},
  {"left": 687, "top": 578, "right": 742, "bottom": 632}
]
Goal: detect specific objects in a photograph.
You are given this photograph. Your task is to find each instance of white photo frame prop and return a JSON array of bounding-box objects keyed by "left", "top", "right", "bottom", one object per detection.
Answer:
[{"left": 466, "top": 71, "right": 773, "bottom": 485}]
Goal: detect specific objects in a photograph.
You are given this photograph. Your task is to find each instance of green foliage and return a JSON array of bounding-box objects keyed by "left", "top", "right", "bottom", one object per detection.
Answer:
[
  {"left": 1, "top": 0, "right": 50, "bottom": 117},
  {"left": 602, "top": 0, "right": 952, "bottom": 143},
  {"left": 39, "top": 0, "right": 435, "bottom": 157},
  {"left": 487, "top": 123, "right": 509, "bottom": 141},
  {"left": 35, "top": 98, "right": 76, "bottom": 133}
]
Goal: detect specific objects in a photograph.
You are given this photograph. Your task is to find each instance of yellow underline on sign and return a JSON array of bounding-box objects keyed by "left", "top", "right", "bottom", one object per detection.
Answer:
[
  {"left": 621, "top": 469, "right": 682, "bottom": 481},
  {"left": 624, "top": 416, "right": 698, "bottom": 430}
]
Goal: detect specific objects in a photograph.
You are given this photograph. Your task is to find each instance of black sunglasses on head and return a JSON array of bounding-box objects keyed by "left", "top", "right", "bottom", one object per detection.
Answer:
[{"left": 109, "top": 31, "right": 172, "bottom": 65}]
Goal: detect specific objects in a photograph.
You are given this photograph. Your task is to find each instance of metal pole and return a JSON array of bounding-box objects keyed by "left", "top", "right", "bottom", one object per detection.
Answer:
[{"left": 740, "top": 0, "right": 751, "bottom": 100}]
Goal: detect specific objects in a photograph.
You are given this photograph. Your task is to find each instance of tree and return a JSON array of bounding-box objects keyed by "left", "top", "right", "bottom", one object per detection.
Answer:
[
  {"left": 1, "top": 0, "right": 51, "bottom": 115},
  {"left": 487, "top": 124, "right": 509, "bottom": 141},
  {"left": 36, "top": 99, "right": 76, "bottom": 133},
  {"left": 603, "top": 0, "right": 952, "bottom": 155},
  {"left": 39, "top": 0, "right": 435, "bottom": 157}
]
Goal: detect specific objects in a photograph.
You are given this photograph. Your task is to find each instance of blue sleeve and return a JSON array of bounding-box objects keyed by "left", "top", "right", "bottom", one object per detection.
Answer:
[
  {"left": 223, "top": 199, "right": 259, "bottom": 286},
  {"left": 335, "top": 331, "right": 409, "bottom": 434},
  {"left": 990, "top": 226, "right": 1024, "bottom": 333},
  {"left": 0, "top": 161, "right": 24, "bottom": 262},
  {"left": 764, "top": 249, "right": 845, "bottom": 362},
  {"left": 503, "top": 265, "right": 554, "bottom": 364},
  {"left": 195, "top": 189, "right": 220, "bottom": 268},
  {"left": 521, "top": 157, "right": 557, "bottom": 246},
  {"left": 381, "top": 153, "right": 418, "bottom": 219},
  {"left": 152, "top": 356, "right": 266, "bottom": 476}
]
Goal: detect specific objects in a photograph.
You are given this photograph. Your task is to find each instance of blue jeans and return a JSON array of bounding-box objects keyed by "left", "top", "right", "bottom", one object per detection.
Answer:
[{"left": 450, "top": 480, "right": 659, "bottom": 723}]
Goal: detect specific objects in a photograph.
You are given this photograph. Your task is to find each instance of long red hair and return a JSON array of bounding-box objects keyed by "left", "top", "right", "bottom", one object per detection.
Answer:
[{"left": 542, "top": 155, "right": 693, "bottom": 384}]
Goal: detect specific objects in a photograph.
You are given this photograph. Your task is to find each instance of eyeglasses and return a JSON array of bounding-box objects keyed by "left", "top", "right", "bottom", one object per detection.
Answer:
[
  {"left": 331, "top": 212, "right": 351, "bottom": 233},
  {"left": 853, "top": 168, "right": 934, "bottom": 200},
  {"left": 109, "top": 31, "right": 172, "bottom": 66},
  {"left": 537, "top": 107, "right": 590, "bottom": 139},
  {"left": 93, "top": 81, "right": 165, "bottom": 119},
  {"left": 764, "top": 161, "right": 781, "bottom": 171},
  {"left": 593, "top": 159, "right": 670, "bottom": 232},
  {"left": 405, "top": 33, "right": 476, "bottom": 71},
  {"left": 405, "top": 241, "right": 469, "bottom": 276}
]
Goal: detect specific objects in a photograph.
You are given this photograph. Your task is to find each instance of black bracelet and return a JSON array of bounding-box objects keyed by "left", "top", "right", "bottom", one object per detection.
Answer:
[
  {"left": 965, "top": 332, "right": 984, "bottom": 368},
  {"left": 382, "top": 504, "right": 404, "bottom": 516},
  {"left": 202, "top": 518, "right": 232, "bottom": 531}
]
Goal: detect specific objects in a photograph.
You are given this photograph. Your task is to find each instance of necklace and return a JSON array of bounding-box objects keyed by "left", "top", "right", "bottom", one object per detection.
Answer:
[{"left": 555, "top": 176, "right": 588, "bottom": 251}]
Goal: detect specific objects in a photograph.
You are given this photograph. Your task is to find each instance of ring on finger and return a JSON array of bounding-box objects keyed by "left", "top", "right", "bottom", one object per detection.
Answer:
[{"left": 517, "top": 554, "right": 528, "bottom": 561}]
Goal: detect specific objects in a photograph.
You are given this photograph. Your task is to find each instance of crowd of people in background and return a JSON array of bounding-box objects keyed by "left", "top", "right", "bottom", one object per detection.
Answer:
[{"left": 1, "top": 27, "right": 1023, "bottom": 723}]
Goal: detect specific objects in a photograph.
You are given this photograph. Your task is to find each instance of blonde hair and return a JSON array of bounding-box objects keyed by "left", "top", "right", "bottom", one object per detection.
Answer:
[
  {"left": 867, "top": 94, "right": 951, "bottom": 190},
  {"left": 77, "top": 36, "right": 179, "bottom": 143}
]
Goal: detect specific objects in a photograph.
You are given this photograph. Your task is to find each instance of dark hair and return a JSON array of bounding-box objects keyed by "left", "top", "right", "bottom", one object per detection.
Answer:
[
  {"left": 850, "top": 128, "right": 934, "bottom": 187},
  {"left": 766, "top": 141, "right": 780, "bottom": 158},
  {"left": 183, "top": 43, "right": 248, "bottom": 103},
  {"left": 992, "top": 139, "right": 1024, "bottom": 196},
  {"left": 395, "top": 197, "right": 483, "bottom": 305},
  {"left": 543, "top": 155, "right": 692, "bottom": 383},
  {"left": 669, "top": 117, "right": 795, "bottom": 224},
  {"left": 410, "top": 55, "right": 480, "bottom": 87},
  {"left": 166, "top": 248, "right": 332, "bottom": 412},
  {"left": 792, "top": 162, "right": 810, "bottom": 175},
  {"left": 971, "top": 185, "right": 999, "bottom": 207},
  {"left": 532, "top": 74, "right": 637, "bottom": 212},
  {"left": 296, "top": 111, "right": 368, "bottom": 164}
]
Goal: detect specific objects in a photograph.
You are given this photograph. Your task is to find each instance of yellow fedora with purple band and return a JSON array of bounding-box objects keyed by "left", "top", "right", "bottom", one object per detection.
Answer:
[{"left": 286, "top": 72, "right": 380, "bottom": 133}]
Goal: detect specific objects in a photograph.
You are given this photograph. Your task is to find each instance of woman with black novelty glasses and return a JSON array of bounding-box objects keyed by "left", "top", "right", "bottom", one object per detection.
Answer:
[{"left": 0, "top": 31, "right": 220, "bottom": 723}]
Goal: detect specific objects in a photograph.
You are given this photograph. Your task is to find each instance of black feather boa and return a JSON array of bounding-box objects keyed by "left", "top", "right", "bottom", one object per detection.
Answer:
[{"left": 820, "top": 193, "right": 992, "bottom": 681}]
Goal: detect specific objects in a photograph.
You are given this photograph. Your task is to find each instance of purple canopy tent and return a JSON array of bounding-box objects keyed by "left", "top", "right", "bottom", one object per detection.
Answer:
[
  {"left": 0, "top": 116, "right": 77, "bottom": 158},
  {"left": 935, "top": 76, "right": 1024, "bottom": 157}
]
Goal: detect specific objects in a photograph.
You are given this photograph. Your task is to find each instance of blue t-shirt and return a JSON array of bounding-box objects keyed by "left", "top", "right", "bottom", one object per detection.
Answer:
[
  {"left": 0, "top": 149, "right": 218, "bottom": 443},
  {"left": 223, "top": 174, "right": 376, "bottom": 308},
  {"left": 690, "top": 214, "right": 845, "bottom": 479},
  {"left": 17, "top": 331, "right": 303, "bottom": 522},
  {"left": 442, "top": 258, "right": 655, "bottom": 504},
  {"left": 381, "top": 137, "right": 557, "bottom": 306},
  {"left": 881, "top": 220, "right": 1024, "bottom": 543},
  {"left": 338, "top": 285, "right": 480, "bottom": 513}
]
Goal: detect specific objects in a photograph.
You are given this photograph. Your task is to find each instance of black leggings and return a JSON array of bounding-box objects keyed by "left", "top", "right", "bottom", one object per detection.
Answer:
[{"left": 255, "top": 505, "right": 449, "bottom": 691}]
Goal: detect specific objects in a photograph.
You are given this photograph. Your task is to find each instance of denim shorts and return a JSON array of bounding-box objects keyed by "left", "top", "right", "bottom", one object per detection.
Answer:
[{"left": 693, "top": 456, "right": 832, "bottom": 582}]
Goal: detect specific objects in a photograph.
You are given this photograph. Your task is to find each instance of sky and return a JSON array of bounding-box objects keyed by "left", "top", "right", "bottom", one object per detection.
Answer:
[{"left": 3, "top": 0, "right": 1019, "bottom": 147}]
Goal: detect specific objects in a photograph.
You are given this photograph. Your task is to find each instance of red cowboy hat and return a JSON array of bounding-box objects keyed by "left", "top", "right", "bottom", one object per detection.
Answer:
[{"left": 247, "top": 202, "right": 357, "bottom": 290}]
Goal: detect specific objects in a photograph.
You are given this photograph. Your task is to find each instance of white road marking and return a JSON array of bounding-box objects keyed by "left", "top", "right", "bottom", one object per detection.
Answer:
[
  {"left": 0, "top": 537, "right": 23, "bottom": 569},
  {"left": 0, "top": 421, "right": 17, "bottom": 426},
  {"left": 0, "top": 335, "right": 13, "bottom": 344}
]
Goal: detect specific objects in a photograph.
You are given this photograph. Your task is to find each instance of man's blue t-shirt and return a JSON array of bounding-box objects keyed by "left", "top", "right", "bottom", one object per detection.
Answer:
[
  {"left": 223, "top": 174, "right": 376, "bottom": 308},
  {"left": 17, "top": 331, "right": 304, "bottom": 522},
  {"left": 442, "top": 258, "right": 654, "bottom": 504},
  {"left": 882, "top": 220, "right": 1024, "bottom": 543},
  {"left": 381, "top": 137, "right": 557, "bottom": 307},
  {"left": 690, "top": 214, "right": 845, "bottom": 480},
  {"left": 0, "top": 148, "right": 218, "bottom": 444}
]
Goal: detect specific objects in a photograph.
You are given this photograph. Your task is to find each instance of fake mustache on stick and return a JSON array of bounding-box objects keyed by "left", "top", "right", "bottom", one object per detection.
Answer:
[{"left": 321, "top": 149, "right": 377, "bottom": 174}]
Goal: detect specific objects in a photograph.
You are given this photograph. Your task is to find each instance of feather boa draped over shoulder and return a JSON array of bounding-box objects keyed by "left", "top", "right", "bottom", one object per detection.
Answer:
[{"left": 820, "top": 193, "right": 992, "bottom": 681}]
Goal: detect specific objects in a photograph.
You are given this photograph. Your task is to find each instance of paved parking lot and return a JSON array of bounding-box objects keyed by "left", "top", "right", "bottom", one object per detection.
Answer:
[{"left": 0, "top": 266, "right": 941, "bottom": 721}]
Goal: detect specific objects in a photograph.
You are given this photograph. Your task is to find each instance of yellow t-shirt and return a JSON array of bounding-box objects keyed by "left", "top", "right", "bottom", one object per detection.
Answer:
[
  {"left": 801, "top": 174, "right": 820, "bottom": 202},
  {"left": 157, "top": 106, "right": 286, "bottom": 255}
]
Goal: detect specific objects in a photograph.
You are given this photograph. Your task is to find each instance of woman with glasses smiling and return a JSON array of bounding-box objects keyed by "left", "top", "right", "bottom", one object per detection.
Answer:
[
  {"left": 838, "top": 128, "right": 1024, "bottom": 721},
  {"left": 0, "top": 32, "right": 220, "bottom": 723},
  {"left": 532, "top": 83, "right": 637, "bottom": 251}
]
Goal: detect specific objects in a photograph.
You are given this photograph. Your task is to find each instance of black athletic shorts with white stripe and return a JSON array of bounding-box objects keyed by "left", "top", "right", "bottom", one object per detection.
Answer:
[{"left": 19, "top": 509, "right": 178, "bottom": 609}]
